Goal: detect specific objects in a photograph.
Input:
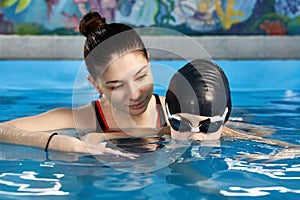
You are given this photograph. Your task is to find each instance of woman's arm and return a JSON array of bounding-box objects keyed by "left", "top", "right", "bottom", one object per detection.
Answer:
[
  {"left": 5, "top": 108, "right": 75, "bottom": 132},
  {"left": 0, "top": 123, "right": 98, "bottom": 153},
  {"left": 0, "top": 123, "right": 139, "bottom": 159}
]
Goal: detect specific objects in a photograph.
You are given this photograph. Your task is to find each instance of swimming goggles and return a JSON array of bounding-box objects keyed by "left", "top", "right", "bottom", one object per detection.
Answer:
[{"left": 166, "top": 103, "right": 228, "bottom": 133}]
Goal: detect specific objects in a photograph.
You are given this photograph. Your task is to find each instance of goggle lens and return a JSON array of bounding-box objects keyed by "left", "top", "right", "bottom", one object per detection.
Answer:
[{"left": 169, "top": 117, "right": 222, "bottom": 133}]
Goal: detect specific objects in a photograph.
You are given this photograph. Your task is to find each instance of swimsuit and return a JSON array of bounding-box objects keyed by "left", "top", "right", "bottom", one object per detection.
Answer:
[{"left": 92, "top": 94, "right": 167, "bottom": 132}]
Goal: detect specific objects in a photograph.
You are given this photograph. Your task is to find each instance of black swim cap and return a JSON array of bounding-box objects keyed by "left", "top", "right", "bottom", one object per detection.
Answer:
[{"left": 166, "top": 59, "right": 231, "bottom": 122}]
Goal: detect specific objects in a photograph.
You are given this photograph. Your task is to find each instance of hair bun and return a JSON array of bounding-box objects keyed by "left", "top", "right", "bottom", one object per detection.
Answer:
[{"left": 79, "top": 11, "right": 106, "bottom": 37}]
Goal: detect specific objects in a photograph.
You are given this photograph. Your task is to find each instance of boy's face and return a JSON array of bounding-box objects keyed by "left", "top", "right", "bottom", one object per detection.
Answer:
[{"left": 169, "top": 113, "right": 223, "bottom": 142}]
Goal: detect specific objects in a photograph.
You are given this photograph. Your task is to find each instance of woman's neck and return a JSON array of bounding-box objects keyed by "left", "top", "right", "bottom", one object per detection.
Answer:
[{"left": 105, "top": 95, "right": 158, "bottom": 129}]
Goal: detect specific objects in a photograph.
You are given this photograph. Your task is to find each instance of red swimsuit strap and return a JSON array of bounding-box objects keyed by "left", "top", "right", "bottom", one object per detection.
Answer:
[{"left": 94, "top": 100, "right": 109, "bottom": 132}]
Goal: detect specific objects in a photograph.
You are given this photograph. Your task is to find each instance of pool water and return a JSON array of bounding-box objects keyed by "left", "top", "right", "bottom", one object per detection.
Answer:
[{"left": 0, "top": 60, "right": 300, "bottom": 199}]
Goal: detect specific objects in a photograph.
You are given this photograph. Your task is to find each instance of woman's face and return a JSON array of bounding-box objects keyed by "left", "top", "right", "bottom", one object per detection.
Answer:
[
  {"left": 170, "top": 113, "right": 223, "bottom": 142},
  {"left": 99, "top": 52, "right": 154, "bottom": 116}
]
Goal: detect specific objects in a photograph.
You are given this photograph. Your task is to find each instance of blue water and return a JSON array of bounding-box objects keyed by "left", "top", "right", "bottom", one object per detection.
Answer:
[{"left": 0, "top": 60, "right": 300, "bottom": 199}]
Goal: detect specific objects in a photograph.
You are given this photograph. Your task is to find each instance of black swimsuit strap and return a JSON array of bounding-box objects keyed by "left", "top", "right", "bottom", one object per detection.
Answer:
[
  {"left": 92, "top": 101, "right": 109, "bottom": 132},
  {"left": 154, "top": 94, "right": 167, "bottom": 127}
]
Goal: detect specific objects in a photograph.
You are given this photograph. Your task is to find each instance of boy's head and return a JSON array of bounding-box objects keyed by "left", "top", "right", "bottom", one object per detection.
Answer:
[
  {"left": 165, "top": 59, "right": 231, "bottom": 138},
  {"left": 166, "top": 59, "right": 231, "bottom": 121}
]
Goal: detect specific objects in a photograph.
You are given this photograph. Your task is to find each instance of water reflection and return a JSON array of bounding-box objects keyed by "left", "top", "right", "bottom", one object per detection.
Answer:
[
  {"left": 219, "top": 158, "right": 300, "bottom": 197},
  {"left": 0, "top": 171, "right": 68, "bottom": 196}
]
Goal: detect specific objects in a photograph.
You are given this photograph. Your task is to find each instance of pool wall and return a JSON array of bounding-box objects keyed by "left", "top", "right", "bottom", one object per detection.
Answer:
[
  {"left": 1, "top": 60, "right": 299, "bottom": 91},
  {"left": 1, "top": 35, "right": 300, "bottom": 60}
]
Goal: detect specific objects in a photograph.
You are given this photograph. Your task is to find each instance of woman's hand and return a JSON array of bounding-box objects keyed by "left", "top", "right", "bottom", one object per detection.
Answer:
[
  {"left": 81, "top": 132, "right": 107, "bottom": 145},
  {"left": 80, "top": 132, "right": 138, "bottom": 159}
]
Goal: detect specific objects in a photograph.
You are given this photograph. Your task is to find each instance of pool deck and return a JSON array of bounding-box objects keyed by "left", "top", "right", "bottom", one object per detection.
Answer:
[{"left": 0, "top": 35, "right": 299, "bottom": 60}]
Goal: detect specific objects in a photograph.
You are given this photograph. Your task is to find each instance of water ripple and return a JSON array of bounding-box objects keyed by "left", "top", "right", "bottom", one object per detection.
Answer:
[
  {"left": 221, "top": 186, "right": 300, "bottom": 197},
  {"left": 225, "top": 158, "right": 300, "bottom": 180},
  {"left": 0, "top": 171, "right": 69, "bottom": 196}
]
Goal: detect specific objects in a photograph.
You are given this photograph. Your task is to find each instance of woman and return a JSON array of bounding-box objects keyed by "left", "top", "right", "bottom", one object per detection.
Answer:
[{"left": 0, "top": 11, "right": 166, "bottom": 153}]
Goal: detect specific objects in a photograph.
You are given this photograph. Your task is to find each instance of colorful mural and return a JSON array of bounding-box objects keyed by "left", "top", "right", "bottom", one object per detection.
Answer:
[{"left": 0, "top": 0, "right": 299, "bottom": 35}]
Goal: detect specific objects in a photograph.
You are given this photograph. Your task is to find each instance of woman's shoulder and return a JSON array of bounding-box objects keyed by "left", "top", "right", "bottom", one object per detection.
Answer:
[
  {"left": 73, "top": 103, "right": 98, "bottom": 131},
  {"left": 156, "top": 95, "right": 166, "bottom": 107},
  {"left": 73, "top": 102, "right": 94, "bottom": 111}
]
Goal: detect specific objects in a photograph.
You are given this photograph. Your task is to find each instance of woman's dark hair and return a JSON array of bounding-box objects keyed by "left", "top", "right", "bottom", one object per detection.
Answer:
[
  {"left": 79, "top": 11, "right": 149, "bottom": 81},
  {"left": 166, "top": 59, "right": 231, "bottom": 122}
]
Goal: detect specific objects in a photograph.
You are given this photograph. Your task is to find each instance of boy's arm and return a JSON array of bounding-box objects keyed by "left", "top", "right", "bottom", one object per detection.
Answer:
[{"left": 222, "top": 126, "right": 297, "bottom": 148}]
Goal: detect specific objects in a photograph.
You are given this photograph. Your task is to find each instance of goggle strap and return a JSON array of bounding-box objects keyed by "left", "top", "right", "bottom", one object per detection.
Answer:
[
  {"left": 166, "top": 103, "right": 228, "bottom": 123},
  {"left": 208, "top": 107, "right": 228, "bottom": 122},
  {"left": 190, "top": 126, "right": 200, "bottom": 133}
]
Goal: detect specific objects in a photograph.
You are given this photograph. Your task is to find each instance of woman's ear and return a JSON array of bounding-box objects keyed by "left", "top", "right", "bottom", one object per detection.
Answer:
[
  {"left": 147, "top": 51, "right": 150, "bottom": 63},
  {"left": 87, "top": 75, "right": 103, "bottom": 94}
]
